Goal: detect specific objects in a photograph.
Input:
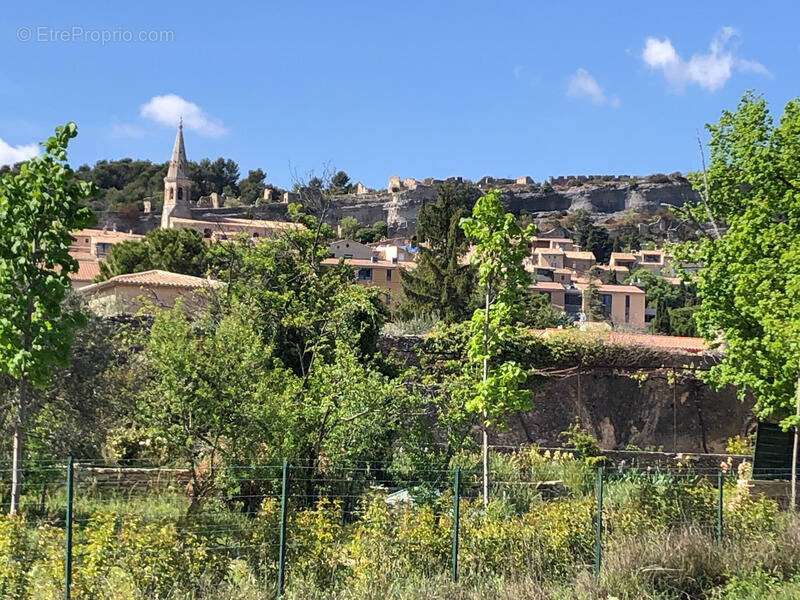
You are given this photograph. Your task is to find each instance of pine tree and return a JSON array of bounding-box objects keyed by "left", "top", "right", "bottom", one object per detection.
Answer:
[{"left": 399, "top": 182, "right": 478, "bottom": 322}]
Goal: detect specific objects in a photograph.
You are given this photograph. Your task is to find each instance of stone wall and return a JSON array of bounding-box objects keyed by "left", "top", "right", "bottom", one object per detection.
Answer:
[{"left": 379, "top": 334, "right": 753, "bottom": 454}]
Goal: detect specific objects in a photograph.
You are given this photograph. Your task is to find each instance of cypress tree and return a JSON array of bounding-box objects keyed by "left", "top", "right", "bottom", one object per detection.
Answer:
[
  {"left": 650, "top": 297, "right": 672, "bottom": 334},
  {"left": 399, "top": 182, "right": 478, "bottom": 322}
]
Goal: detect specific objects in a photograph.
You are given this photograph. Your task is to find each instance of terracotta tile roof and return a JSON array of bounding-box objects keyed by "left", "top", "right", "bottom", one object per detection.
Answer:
[
  {"left": 531, "top": 282, "right": 565, "bottom": 291},
  {"left": 321, "top": 257, "right": 415, "bottom": 269},
  {"left": 80, "top": 270, "right": 224, "bottom": 294},
  {"left": 70, "top": 258, "right": 100, "bottom": 283},
  {"left": 534, "top": 247, "right": 565, "bottom": 255},
  {"left": 610, "top": 252, "right": 637, "bottom": 261},
  {"left": 532, "top": 329, "right": 708, "bottom": 353},
  {"left": 72, "top": 228, "right": 143, "bottom": 243},
  {"left": 219, "top": 217, "right": 301, "bottom": 229},
  {"left": 579, "top": 283, "right": 644, "bottom": 294},
  {"left": 597, "top": 264, "right": 630, "bottom": 273},
  {"left": 533, "top": 237, "right": 573, "bottom": 244},
  {"left": 564, "top": 251, "right": 596, "bottom": 260},
  {"left": 170, "top": 217, "right": 301, "bottom": 230}
]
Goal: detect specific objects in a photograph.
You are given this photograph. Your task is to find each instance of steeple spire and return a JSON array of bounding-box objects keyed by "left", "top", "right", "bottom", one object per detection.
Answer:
[
  {"left": 166, "top": 120, "right": 187, "bottom": 180},
  {"left": 161, "top": 121, "right": 192, "bottom": 228}
]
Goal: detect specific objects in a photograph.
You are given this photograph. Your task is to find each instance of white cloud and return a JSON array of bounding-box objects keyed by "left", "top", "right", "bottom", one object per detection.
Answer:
[
  {"left": 140, "top": 94, "right": 227, "bottom": 136},
  {"left": 0, "top": 137, "right": 39, "bottom": 166},
  {"left": 642, "top": 27, "right": 768, "bottom": 92},
  {"left": 513, "top": 65, "right": 524, "bottom": 80},
  {"left": 566, "top": 68, "right": 618, "bottom": 107}
]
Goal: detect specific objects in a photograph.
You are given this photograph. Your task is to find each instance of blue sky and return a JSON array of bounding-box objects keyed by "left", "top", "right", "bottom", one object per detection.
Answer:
[{"left": 1, "top": 1, "right": 797, "bottom": 189}]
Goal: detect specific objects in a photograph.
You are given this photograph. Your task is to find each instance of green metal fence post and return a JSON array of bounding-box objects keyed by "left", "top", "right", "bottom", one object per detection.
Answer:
[
  {"left": 451, "top": 466, "right": 460, "bottom": 583},
  {"left": 594, "top": 466, "right": 604, "bottom": 575},
  {"left": 64, "top": 457, "right": 74, "bottom": 600},
  {"left": 717, "top": 470, "right": 724, "bottom": 547},
  {"left": 276, "top": 460, "right": 289, "bottom": 598}
]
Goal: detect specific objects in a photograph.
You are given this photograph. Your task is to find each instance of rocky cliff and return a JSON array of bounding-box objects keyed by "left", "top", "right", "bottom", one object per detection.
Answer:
[
  {"left": 100, "top": 174, "right": 701, "bottom": 237},
  {"left": 323, "top": 175, "right": 701, "bottom": 235}
]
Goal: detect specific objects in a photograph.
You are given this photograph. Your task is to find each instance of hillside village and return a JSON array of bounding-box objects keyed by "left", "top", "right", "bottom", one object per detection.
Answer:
[
  {"left": 69, "top": 124, "right": 696, "bottom": 335},
  {"left": 4, "top": 2, "right": 800, "bottom": 594}
]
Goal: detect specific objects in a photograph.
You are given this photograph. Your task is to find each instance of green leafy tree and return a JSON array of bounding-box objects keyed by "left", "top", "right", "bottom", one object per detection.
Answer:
[
  {"left": 137, "top": 302, "right": 296, "bottom": 509},
  {"left": 650, "top": 297, "right": 671, "bottom": 334},
  {"left": 329, "top": 170, "right": 351, "bottom": 194},
  {"left": 207, "top": 208, "right": 388, "bottom": 376},
  {"left": 338, "top": 216, "right": 359, "bottom": 239},
  {"left": 237, "top": 168, "right": 267, "bottom": 205},
  {"left": 669, "top": 305, "right": 699, "bottom": 337},
  {"left": 187, "top": 157, "right": 240, "bottom": 197},
  {"left": 672, "top": 92, "right": 800, "bottom": 506},
  {"left": 517, "top": 293, "right": 574, "bottom": 329},
  {"left": 0, "top": 291, "right": 123, "bottom": 464},
  {"left": 355, "top": 227, "right": 379, "bottom": 244},
  {"left": 0, "top": 122, "right": 97, "bottom": 513},
  {"left": 582, "top": 281, "right": 605, "bottom": 322},
  {"left": 97, "top": 227, "right": 208, "bottom": 280},
  {"left": 567, "top": 209, "right": 613, "bottom": 263},
  {"left": 75, "top": 158, "right": 167, "bottom": 212},
  {"left": 372, "top": 220, "right": 388, "bottom": 239},
  {"left": 460, "top": 189, "right": 535, "bottom": 506},
  {"left": 399, "top": 182, "right": 478, "bottom": 322},
  {"left": 625, "top": 268, "right": 684, "bottom": 310}
]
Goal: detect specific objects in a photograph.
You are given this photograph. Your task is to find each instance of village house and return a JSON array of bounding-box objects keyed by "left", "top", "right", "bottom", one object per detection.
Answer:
[
  {"left": 321, "top": 256, "right": 413, "bottom": 306},
  {"left": 610, "top": 249, "right": 673, "bottom": 277},
  {"left": 328, "top": 239, "right": 374, "bottom": 260},
  {"left": 78, "top": 270, "right": 224, "bottom": 315},
  {"left": 372, "top": 242, "right": 417, "bottom": 263},
  {"left": 530, "top": 280, "right": 646, "bottom": 330}
]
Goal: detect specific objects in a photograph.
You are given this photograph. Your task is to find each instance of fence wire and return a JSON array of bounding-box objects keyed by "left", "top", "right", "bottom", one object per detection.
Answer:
[{"left": 0, "top": 454, "right": 789, "bottom": 599}]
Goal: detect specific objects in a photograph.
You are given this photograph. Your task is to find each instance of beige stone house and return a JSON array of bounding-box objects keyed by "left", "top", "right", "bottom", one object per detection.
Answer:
[
  {"left": 321, "top": 257, "right": 414, "bottom": 307},
  {"left": 530, "top": 281, "right": 646, "bottom": 331},
  {"left": 328, "top": 239, "right": 374, "bottom": 260},
  {"left": 79, "top": 270, "right": 224, "bottom": 315}
]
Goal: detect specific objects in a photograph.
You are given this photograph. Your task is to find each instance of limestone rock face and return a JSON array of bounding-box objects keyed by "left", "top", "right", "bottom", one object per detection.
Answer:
[{"left": 324, "top": 178, "right": 701, "bottom": 236}]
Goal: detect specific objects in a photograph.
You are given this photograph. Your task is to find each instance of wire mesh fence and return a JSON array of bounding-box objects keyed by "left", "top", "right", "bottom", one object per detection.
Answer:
[{"left": 0, "top": 452, "right": 789, "bottom": 599}]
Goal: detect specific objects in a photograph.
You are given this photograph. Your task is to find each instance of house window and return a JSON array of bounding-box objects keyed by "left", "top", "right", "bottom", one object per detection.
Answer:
[
  {"left": 600, "top": 294, "right": 613, "bottom": 317},
  {"left": 357, "top": 268, "right": 372, "bottom": 281},
  {"left": 177, "top": 187, "right": 183, "bottom": 200},
  {"left": 169, "top": 188, "right": 174, "bottom": 200},
  {"left": 385, "top": 295, "right": 391, "bottom": 306},
  {"left": 386, "top": 268, "right": 392, "bottom": 282},
  {"left": 643, "top": 254, "right": 659, "bottom": 263},
  {"left": 565, "top": 293, "right": 582, "bottom": 316},
  {"left": 625, "top": 295, "right": 631, "bottom": 323},
  {"left": 84, "top": 238, "right": 89, "bottom": 243},
  {"left": 344, "top": 254, "right": 353, "bottom": 259}
]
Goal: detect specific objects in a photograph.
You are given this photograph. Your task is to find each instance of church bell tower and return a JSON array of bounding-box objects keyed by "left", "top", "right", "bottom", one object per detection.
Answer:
[{"left": 161, "top": 120, "right": 192, "bottom": 228}]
